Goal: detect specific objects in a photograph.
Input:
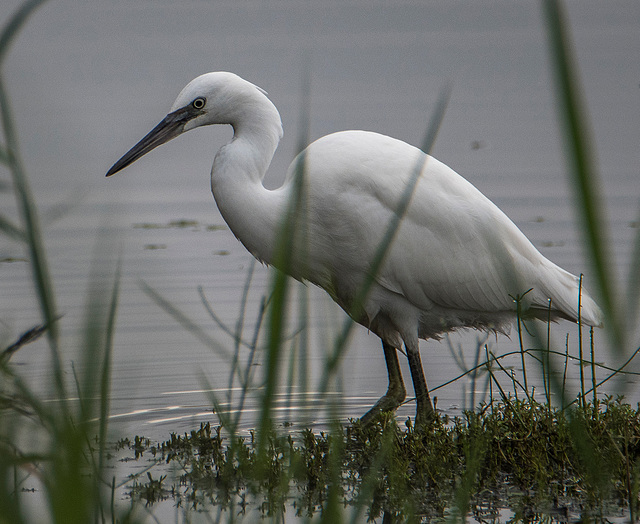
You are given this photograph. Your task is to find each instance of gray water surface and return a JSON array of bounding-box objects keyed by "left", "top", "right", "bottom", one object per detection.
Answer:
[{"left": 2, "top": 0, "right": 639, "bottom": 441}]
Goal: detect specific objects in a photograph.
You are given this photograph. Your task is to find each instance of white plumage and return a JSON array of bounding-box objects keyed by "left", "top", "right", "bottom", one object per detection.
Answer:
[{"left": 107, "top": 72, "right": 602, "bottom": 424}]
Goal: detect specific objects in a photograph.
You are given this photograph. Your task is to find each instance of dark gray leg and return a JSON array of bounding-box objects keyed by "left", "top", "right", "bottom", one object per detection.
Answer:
[
  {"left": 360, "top": 341, "right": 406, "bottom": 424},
  {"left": 405, "top": 340, "right": 434, "bottom": 426}
]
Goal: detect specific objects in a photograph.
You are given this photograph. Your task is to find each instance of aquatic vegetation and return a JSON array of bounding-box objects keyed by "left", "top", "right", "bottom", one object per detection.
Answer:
[
  {"left": 121, "top": 396, "right": 640, "bottom": 520},
  {"left": 132, "top": 218, "right": 224, "bottom": 231}
]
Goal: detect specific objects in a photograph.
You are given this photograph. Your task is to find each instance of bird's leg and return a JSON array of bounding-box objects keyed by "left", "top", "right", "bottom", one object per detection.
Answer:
[
  {"left": 405, "top": 341, "right": 434, "bottom": 426},
  {"left": 360, "top": 341, "right": 406, "bottom": 424}
]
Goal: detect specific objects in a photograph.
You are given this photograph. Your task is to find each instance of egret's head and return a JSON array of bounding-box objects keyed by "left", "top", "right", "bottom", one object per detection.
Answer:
[{"left": 106, "top": 72, "right": 271, "bottom": 177}]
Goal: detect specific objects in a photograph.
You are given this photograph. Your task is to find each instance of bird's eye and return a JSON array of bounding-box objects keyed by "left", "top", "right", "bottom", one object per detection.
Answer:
[{"left": 192, "top": 97, "right": 206, "bottom": 109}]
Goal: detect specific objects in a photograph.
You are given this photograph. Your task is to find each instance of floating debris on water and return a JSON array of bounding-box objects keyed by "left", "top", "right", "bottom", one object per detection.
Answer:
[{"left": 133, "top": 219, "right": 227, "bottom": 231}]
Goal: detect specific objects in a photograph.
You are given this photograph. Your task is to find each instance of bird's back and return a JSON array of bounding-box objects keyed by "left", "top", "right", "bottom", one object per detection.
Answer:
[{"left": 284, "top": 130, "right": 602, "bottom": 336}]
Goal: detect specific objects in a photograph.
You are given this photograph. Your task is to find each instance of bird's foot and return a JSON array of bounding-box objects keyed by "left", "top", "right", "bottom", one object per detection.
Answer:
[
  {"left": 360, "top": 388, "right": 406, "bottom": 425},
  {"left": 413, "top": 395, "right": 435, "bottom": 428}
]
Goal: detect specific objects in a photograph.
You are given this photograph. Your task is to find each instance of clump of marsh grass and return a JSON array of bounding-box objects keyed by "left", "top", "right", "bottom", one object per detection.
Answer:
[
  {"left": 120, "top": 396, "right": 640, "bottom": 521},
  {"left": 0, "top": 2, "right": 133, "bottom": 523}
]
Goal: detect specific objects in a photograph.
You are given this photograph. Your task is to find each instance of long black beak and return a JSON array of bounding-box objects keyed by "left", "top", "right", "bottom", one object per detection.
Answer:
[{"left": 106, "top": 105, "right": 197, "bottom": 177}]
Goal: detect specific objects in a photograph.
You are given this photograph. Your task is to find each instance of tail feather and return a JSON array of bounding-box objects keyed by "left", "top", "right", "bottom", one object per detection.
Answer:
[
  {"left": 576, "top": 289, "right": 604, "bottom": 327},
  {"left": 534, "top": 265, "right": 603, "bottom": 328}
]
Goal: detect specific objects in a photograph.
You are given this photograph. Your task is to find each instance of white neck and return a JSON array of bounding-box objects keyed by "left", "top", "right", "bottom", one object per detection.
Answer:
[{"left": 209, "top": 98, "right": 287, "bottom": 265}]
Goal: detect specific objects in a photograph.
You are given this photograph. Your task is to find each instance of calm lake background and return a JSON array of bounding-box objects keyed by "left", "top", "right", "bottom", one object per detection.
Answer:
[{"left": 2, "top": 1, "right": 639, "bottom": 442}]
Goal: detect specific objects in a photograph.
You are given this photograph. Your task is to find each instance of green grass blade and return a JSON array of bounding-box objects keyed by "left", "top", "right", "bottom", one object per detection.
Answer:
[
  {"left": 542, "top": 0, "right": 623, "bottom": 351},
  {"left": 319, "top": 84, "right": 452, "bottom": 402},
  {"left": 0, "top": 214, "right": 24, "bottom": 241},
  {"left": 256, "top": 69, "right": 314, "bottom": 446},
  {"left": 234, "top": 295, "right": 268, "bottom": 429},
  {"left": 625, "top": 207, "right": 640, "bottom": 328},
  {"left": 0, "top": 0, "right": 65, "bottom": 411},
  {"left": 198, "top": 284, "right": 258, "bottom": 350},
  {"left": 98, "top": 260, "right": 121, "bottom": 473},
  {"left": 0, "top": 0, "right": 47, "bottom": 68},
  {"left": 0, "top": 143, "right": 11, "bottom": 164},
  {"left": 0, "top": 78, "right": 59, "bottom": 342},
  {"left": 140, "top": 279, "right": 232, "bottom": 361},
  {"left": 258, "top": 217, "right": 294, "bottom": 448}
]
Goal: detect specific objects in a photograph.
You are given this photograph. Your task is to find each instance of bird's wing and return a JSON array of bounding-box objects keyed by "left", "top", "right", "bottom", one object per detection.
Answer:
[{"left": 303, "top": 131, "right": 552, "bottom": 315}]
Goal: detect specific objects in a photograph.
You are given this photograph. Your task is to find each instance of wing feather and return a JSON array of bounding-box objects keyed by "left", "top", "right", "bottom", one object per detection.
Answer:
[{"left": 297, "top": 130, "right": 593, "bottom": 324}]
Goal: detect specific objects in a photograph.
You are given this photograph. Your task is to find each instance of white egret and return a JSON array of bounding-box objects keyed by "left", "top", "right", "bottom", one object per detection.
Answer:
[{"left": 107, "top": 72, "right": 603, "bottom": 425}]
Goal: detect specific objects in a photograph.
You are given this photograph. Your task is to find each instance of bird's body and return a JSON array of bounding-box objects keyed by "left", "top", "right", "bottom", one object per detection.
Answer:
[
  {"left": 107, "top": 72, "right": 602, "bottom": 424},
  {"left": 276, "top": 130, "right": 602, "bottom": 339}
]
